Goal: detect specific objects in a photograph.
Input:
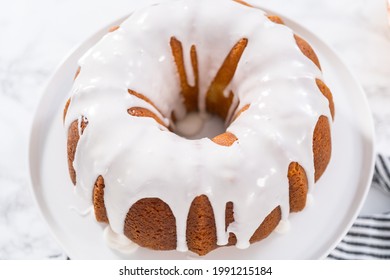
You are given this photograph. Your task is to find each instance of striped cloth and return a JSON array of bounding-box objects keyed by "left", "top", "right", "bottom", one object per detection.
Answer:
[
  {"left": 373, "top": 154, "right": 390, "bottom": 194},
  {"left": 329, "top": 154, "right": 390, "bottom": 260}
]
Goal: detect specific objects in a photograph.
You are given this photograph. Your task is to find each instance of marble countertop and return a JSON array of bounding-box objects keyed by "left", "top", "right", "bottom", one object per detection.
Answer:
[{"left": 0, "top": 0, "right": 389, "bottom": 259}]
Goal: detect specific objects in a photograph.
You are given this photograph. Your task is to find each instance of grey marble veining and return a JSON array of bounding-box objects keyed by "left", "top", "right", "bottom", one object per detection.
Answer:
[{"left": 0, "top": 0, "right": 389, "bottom": 259}]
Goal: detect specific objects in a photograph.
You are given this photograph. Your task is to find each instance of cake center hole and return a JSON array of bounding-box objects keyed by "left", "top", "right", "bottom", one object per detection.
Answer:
[{"left": 174, "top": 112, "right": 226, "bottom": 140}]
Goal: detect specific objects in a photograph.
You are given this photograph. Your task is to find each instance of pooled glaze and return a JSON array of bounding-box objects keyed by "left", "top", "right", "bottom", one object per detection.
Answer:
[
  {"left": 175, "top": 112, "right": 207, "bottom": 138},
  {"left": 103, "top": 226, "right": 139, "bottom": 254},
  {"left": 65, "top": 0, "right": 331, "bottom": 252}
]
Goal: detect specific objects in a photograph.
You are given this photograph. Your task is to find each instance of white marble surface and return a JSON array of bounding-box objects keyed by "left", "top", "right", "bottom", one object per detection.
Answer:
[{"left": 0, "top": 0, "right": 389, "bottom": 259}]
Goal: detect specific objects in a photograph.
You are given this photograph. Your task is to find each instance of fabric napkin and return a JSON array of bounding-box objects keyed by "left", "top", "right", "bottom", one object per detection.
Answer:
[{"left": 328, "top": 154, "right": 390, "bottom": 259}]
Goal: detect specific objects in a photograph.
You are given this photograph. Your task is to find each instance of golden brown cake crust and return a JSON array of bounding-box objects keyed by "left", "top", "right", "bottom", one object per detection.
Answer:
[
  {"left": 233, "top": 0, "right": 252, "bottom": 7},
  {"left": 93, "top": 176, "right": 108, "bottom": 223},
  {"left": 170, "top": 37, "right": 199, "bottom": 112},
  {"left": 267, "top": 15, "right": 284, "bottom": 25},
  {"left": 206, "top": 38, "right": 248, "bottom": 119},
  {"left": 316, "top": 79, "right": 335, "bottom": 119},
  {"left": 127, "top": 107, "right": 167, "bottom": 127},
  {"left": 74, "top": 67, "right": 81, "bottom": 80},
  {"left": 313, "top": 115, "right": 331, "bottom": 181},
  {"left": 66, "top": 118, "right": 87, "bottom": 185},
  {"left": 288, "top": 162, "right": 308, "bottom": 212},
  {"left": 65, "top": 10, "right": 334, "bottom": 256},
  {"left": 63, "top": 98, "right": 70, "bottom": 124},
  {"left": 186, "top": 195, "right": 218, "bottom": 255},
  {"left": 212, "top": 132, "right": 238, "bottom": 147},
  {"left": 128, "top": 89, "right": 164, "bottom": 117},
  {"left": 294, "top": 35, "right": 321, "bottom": 69},
  {"left": 124, "top": 198, "right": 177, "bottom": 250},
  {"left": 109, "top": 25, "right": 120, "bottom": 32},
  {"left": 66, "top": 120, "right": 78, "bottom": 185}
]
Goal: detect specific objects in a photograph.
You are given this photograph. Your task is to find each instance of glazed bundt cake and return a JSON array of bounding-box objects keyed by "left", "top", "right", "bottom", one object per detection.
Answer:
[{"left": 63, "top": 0, "right": 334, "bottom": 256}]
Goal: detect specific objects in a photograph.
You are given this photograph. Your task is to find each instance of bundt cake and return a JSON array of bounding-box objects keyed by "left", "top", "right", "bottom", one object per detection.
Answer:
[{"left": 63, "top": 0, "right": 335, "bottom": 256}]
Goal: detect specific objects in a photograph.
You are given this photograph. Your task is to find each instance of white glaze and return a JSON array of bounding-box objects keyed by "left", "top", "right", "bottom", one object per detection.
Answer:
[
  {"left": 103, "top": 226, "right": 139, "bottom": 254},
  {"left": 69, "top": 205, "right": 93, "bottom": 217},
  {"left": 175, "top": 112, "right": 206, "bottom": 138},
  {"left": 64, "top": 0, "right": 332, "bottom": 252},
  {"left": 175, "top": 112, "right": 226, "bottom": 139}
]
